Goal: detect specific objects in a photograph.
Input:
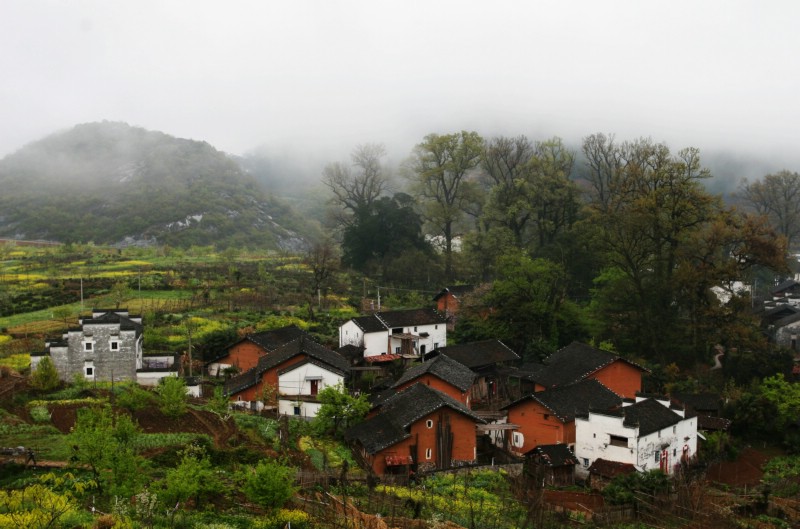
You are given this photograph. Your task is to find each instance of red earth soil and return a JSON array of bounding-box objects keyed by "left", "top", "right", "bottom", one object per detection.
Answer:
[{"left": 706, "top": 447, "right": 769, "bottom": 488}]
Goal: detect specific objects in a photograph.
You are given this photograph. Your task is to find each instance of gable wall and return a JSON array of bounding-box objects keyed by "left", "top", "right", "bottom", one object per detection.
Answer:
[
  {"left": 394, "top": 375, "right": 469, "bottom": 406},
  {"left": 591, "top": 361, "right": 642, "bottom": 399},
  {"left": 506, "top": 400, "right": 572, "bottom": 455},
  {"left": 232, "top": 355, "right": 307, "bottom": 403},
  {"left": 225, "top": 341, "right": 268, "bottom": 373}
]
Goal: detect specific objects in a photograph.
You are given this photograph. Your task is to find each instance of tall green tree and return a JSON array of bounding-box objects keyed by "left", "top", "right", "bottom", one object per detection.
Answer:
[
  {"left": 341, "top": 193, "right": 430, "bottom": 277},
  {"left": 582, "top": 134, "right": 787, "bottom": 364},
  {"left": 455, "top": 253, "right": 582, "bottom": 361},
  {"left": 409, "top": 131, "right": 484, "bottom": 278}
]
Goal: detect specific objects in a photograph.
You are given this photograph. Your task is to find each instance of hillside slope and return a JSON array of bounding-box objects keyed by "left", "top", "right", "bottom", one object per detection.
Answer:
[{"left": 0, "top": 122, "right": 314, "bottom": 249}]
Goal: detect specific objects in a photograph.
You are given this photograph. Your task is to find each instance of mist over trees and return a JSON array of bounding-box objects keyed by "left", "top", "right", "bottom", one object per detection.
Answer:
[{"left": 322, "top": 130, "right": 790, "bottom": 367}]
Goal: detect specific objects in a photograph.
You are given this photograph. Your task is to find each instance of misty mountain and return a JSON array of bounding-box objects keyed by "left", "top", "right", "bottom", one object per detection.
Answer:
[{"left": 0, "top": 122, "right": 316, "bottom": 249}]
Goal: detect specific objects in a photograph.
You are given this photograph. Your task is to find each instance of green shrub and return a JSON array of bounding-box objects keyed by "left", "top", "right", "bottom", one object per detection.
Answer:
[
  {"left": 241, "top": 460, "right": 298, "bottom": 513},
  {"left": 29, "top": 406, "right": 51, "bottom": 423},
  {"left": 115, "top": 383, "right": 155, "bottom": 411},
  {"left": 253, "top": 509, "right": 311, "bottom": 529}
]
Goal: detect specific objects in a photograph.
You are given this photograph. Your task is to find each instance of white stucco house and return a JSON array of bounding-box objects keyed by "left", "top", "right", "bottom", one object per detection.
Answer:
[
  {"left": 338, "top": 308, "right": 447, "bottom": 359},
  {"left": 574, "top": 396, "right": 698, "bottom": 478}
]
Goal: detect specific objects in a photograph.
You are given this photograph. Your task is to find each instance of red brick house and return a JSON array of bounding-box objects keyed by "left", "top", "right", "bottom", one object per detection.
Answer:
[
  {"left": 223, "top": 337, "right": 350, "bottom": 416},
  {"left": 432, "top": 285, "right": 474, "bottom": 328},
  {"left": 392, "top": 354, "right": 476, "bottom": 406},
  {"left": 502, "top": 379, "right": 621, "bottom": 456},
  {"left": 527, "top": 342, "right": 647, "bottom": 399},
  {"left": 207, "top": 325, "right": 310, "bottom": 376},
  {"left": 345, "top": 383, "right": 484, "bottom": 476}
]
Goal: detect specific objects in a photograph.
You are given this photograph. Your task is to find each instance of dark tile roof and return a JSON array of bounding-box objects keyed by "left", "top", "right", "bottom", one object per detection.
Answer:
[
  {"left": 345, "top": 383, "right": 484, "bottom": 455},
  {"left": 81, "top": 311, "right": 143, "bottom": 334},
  {"left": 773, "top": 279, "right": 800, "bottom": 295},
  {"left": 392, "top": 355, "right": 476, "bottom": 392},
  {"left": 350, "top": 314, "right": 388, "bottom": 333},
  {"left": 525, "top": 444, "right": 578, "bottom": 467},
  {"left": 503, "top": 379, "right": 622, "bottom": 422},
  {"left": 774, "top": 312, "right": 800, "bottom": 328},
  {"left": 697, "top": 415, "right": 732, "bottom": 431},
  {"left": 431, "top": 340, "right": 520, "bottom": 369},
  {"left": 432, "top": 285, "right": 474, "bottom": 301},
  {"left": 531, "top": 342, "right": 647, "bottom": 388},
  {"left": 224, "top": 337, "right": 349, "bottom": 396},
  {"left": 671, "top": 392, "right": 722, "bottom": 413},
  {"left": 344, "top": 413, "right": 409, "bottom": 455},
  {"left": 620, "top": 398, "right": 683, "bottom": 436},
  {"left": 588, "top": 458, "right": 636, "bottom": 479},
  {"left": 248, "top": 325, "right": 310, "bottom": 351},
  {"left": 208, "top": 325, "right": 311, "bottom": 364},
  {"left": 376, "top": 308, "right": 447, "bottom": 328}
]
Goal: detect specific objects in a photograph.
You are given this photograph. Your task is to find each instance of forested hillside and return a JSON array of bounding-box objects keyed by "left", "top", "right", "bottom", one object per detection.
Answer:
[{"left": 0, "top": 122, "right": 317, "bottom": 249}]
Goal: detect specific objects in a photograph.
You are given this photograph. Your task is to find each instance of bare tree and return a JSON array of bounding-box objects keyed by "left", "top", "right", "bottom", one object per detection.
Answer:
[
  {"left": 323, "top": 143, "right": 389, "bottom": 226},
  {"left": 737, "top": 170, "right": 800, "bottom": 249}
]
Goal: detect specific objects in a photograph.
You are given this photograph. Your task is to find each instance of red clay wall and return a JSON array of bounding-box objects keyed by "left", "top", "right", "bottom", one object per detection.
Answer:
[
  {"left": 233, "top": 355, "right": 306, "bottom": 402},
  {"left": 225, "top": 341, "right": 267, "bottom": 372},
  {"left": 394, "top": 376, "right": 470, "bottom": 406},
  {"left": 371, "top": 408, "right": 478, "bottom": 475},
  {"left": 591, "top": 361, "right": 642, "bottom": 399},
  {"left": 506, "top": 400, "right": 571, "bottom": 455}
]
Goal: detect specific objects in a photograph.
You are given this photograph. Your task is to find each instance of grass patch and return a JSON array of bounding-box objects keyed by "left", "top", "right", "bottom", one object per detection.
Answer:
[
  {"left": 0, "top": 423, "right": 72, "bottom": 460},
  {"left": 132, "top": 433, "right": 213, "bottom": 451}
]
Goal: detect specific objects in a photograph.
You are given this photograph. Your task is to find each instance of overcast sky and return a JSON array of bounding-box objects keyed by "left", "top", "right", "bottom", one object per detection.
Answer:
[{"left": 2, "top": 1, "right": 799, "bottom": 169}]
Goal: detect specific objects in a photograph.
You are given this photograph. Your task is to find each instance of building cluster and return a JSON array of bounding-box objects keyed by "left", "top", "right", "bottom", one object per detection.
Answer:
[{"left": 34, "top": 285, "right": 722, "bottom": 487}]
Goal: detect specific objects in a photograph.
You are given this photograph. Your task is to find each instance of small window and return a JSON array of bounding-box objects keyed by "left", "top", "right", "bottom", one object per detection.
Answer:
[
  {"left": 435, "top": 325, "right": 438, "bottom": 330},
  {"left": 655, "top": 451, "right": 660, "bottom": 463},
  {"left": 414, "top": 326, "right": 418, "bottom": 331},
  {"left": 512, "top": 432, "right": 524, "bottom": 448},
  {"left": 582, "top": 458, "right": 589, "bottom": 467},
  {"left": 85, "top": 367, "right": 93, "bottom": 377},
  {"left": 395, "top": 347, "right": 401, "bottom": 354},
  {"left": 110, "top": 341, "right": 119, "bottom": 351},
  {"left": 672, "top": 426, "right": 676, "bottom": 434},
  {"left": 593, "top": 433, "right": 596, "bottom": 438},
  {"left": 426, "top": 420, "right": 433, "bottom": 429},
  {"left": 609, "top": 435, "right": 628, "bottom": 447},
  {"left": 293, "top": 406, "right": 301, "bottom": 416},
  {"left": 434, "top": 342, "right": 439, "bottom": 349},
  {"left": 543, "top": 414, "right": 549, "bottom": 421},
  {"left": 84, "top": 342, "right": 93, "bottom": 351},
  {"left": 425, "top": 448, "right": 432, "bottom": 460},
  {"left": 673, "top": 448, "right": 677, "bottom": 457}
]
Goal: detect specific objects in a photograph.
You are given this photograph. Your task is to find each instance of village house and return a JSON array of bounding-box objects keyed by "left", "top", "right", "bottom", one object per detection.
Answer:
[
  {"left": 391, "top": 354, "right": 476, "bottom": 406},
  {"left": 206, "top": 324, "right": 310, "bottom": 376},
  {"left": 574, "top": 396, "right": 699, "bottom": 478},
  {"left": 223, "top": 336, "right": 350, "bottom": 417},
  {"left": 586, "top": 459, "right": 637, "bottom": 490},
  {"left": 519, "top": 342, "right": 647, "bottom": 399},
  {"left": 432, "top": 285, "right": 474, "bottom": 329},
  {"left": 502, "top": 379, "right": 622, "bottom": 456},
  {"left": 524, "top": 443, "right": 578, "bottom": 487},
  {"left": 772, "top": 279, "right": 800, "bottom": 305},
  {"left": 338, "top": 308, "right": 447, "bottom": 359},
  {"left": 33, "top": 309, "right": 144, "bottom": 383},
  {"left": 345, "top": 383, "right": 484, "bottom": 476},
  {"left": 425, "top": 339, "right": 520, "bottom": 407}
]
